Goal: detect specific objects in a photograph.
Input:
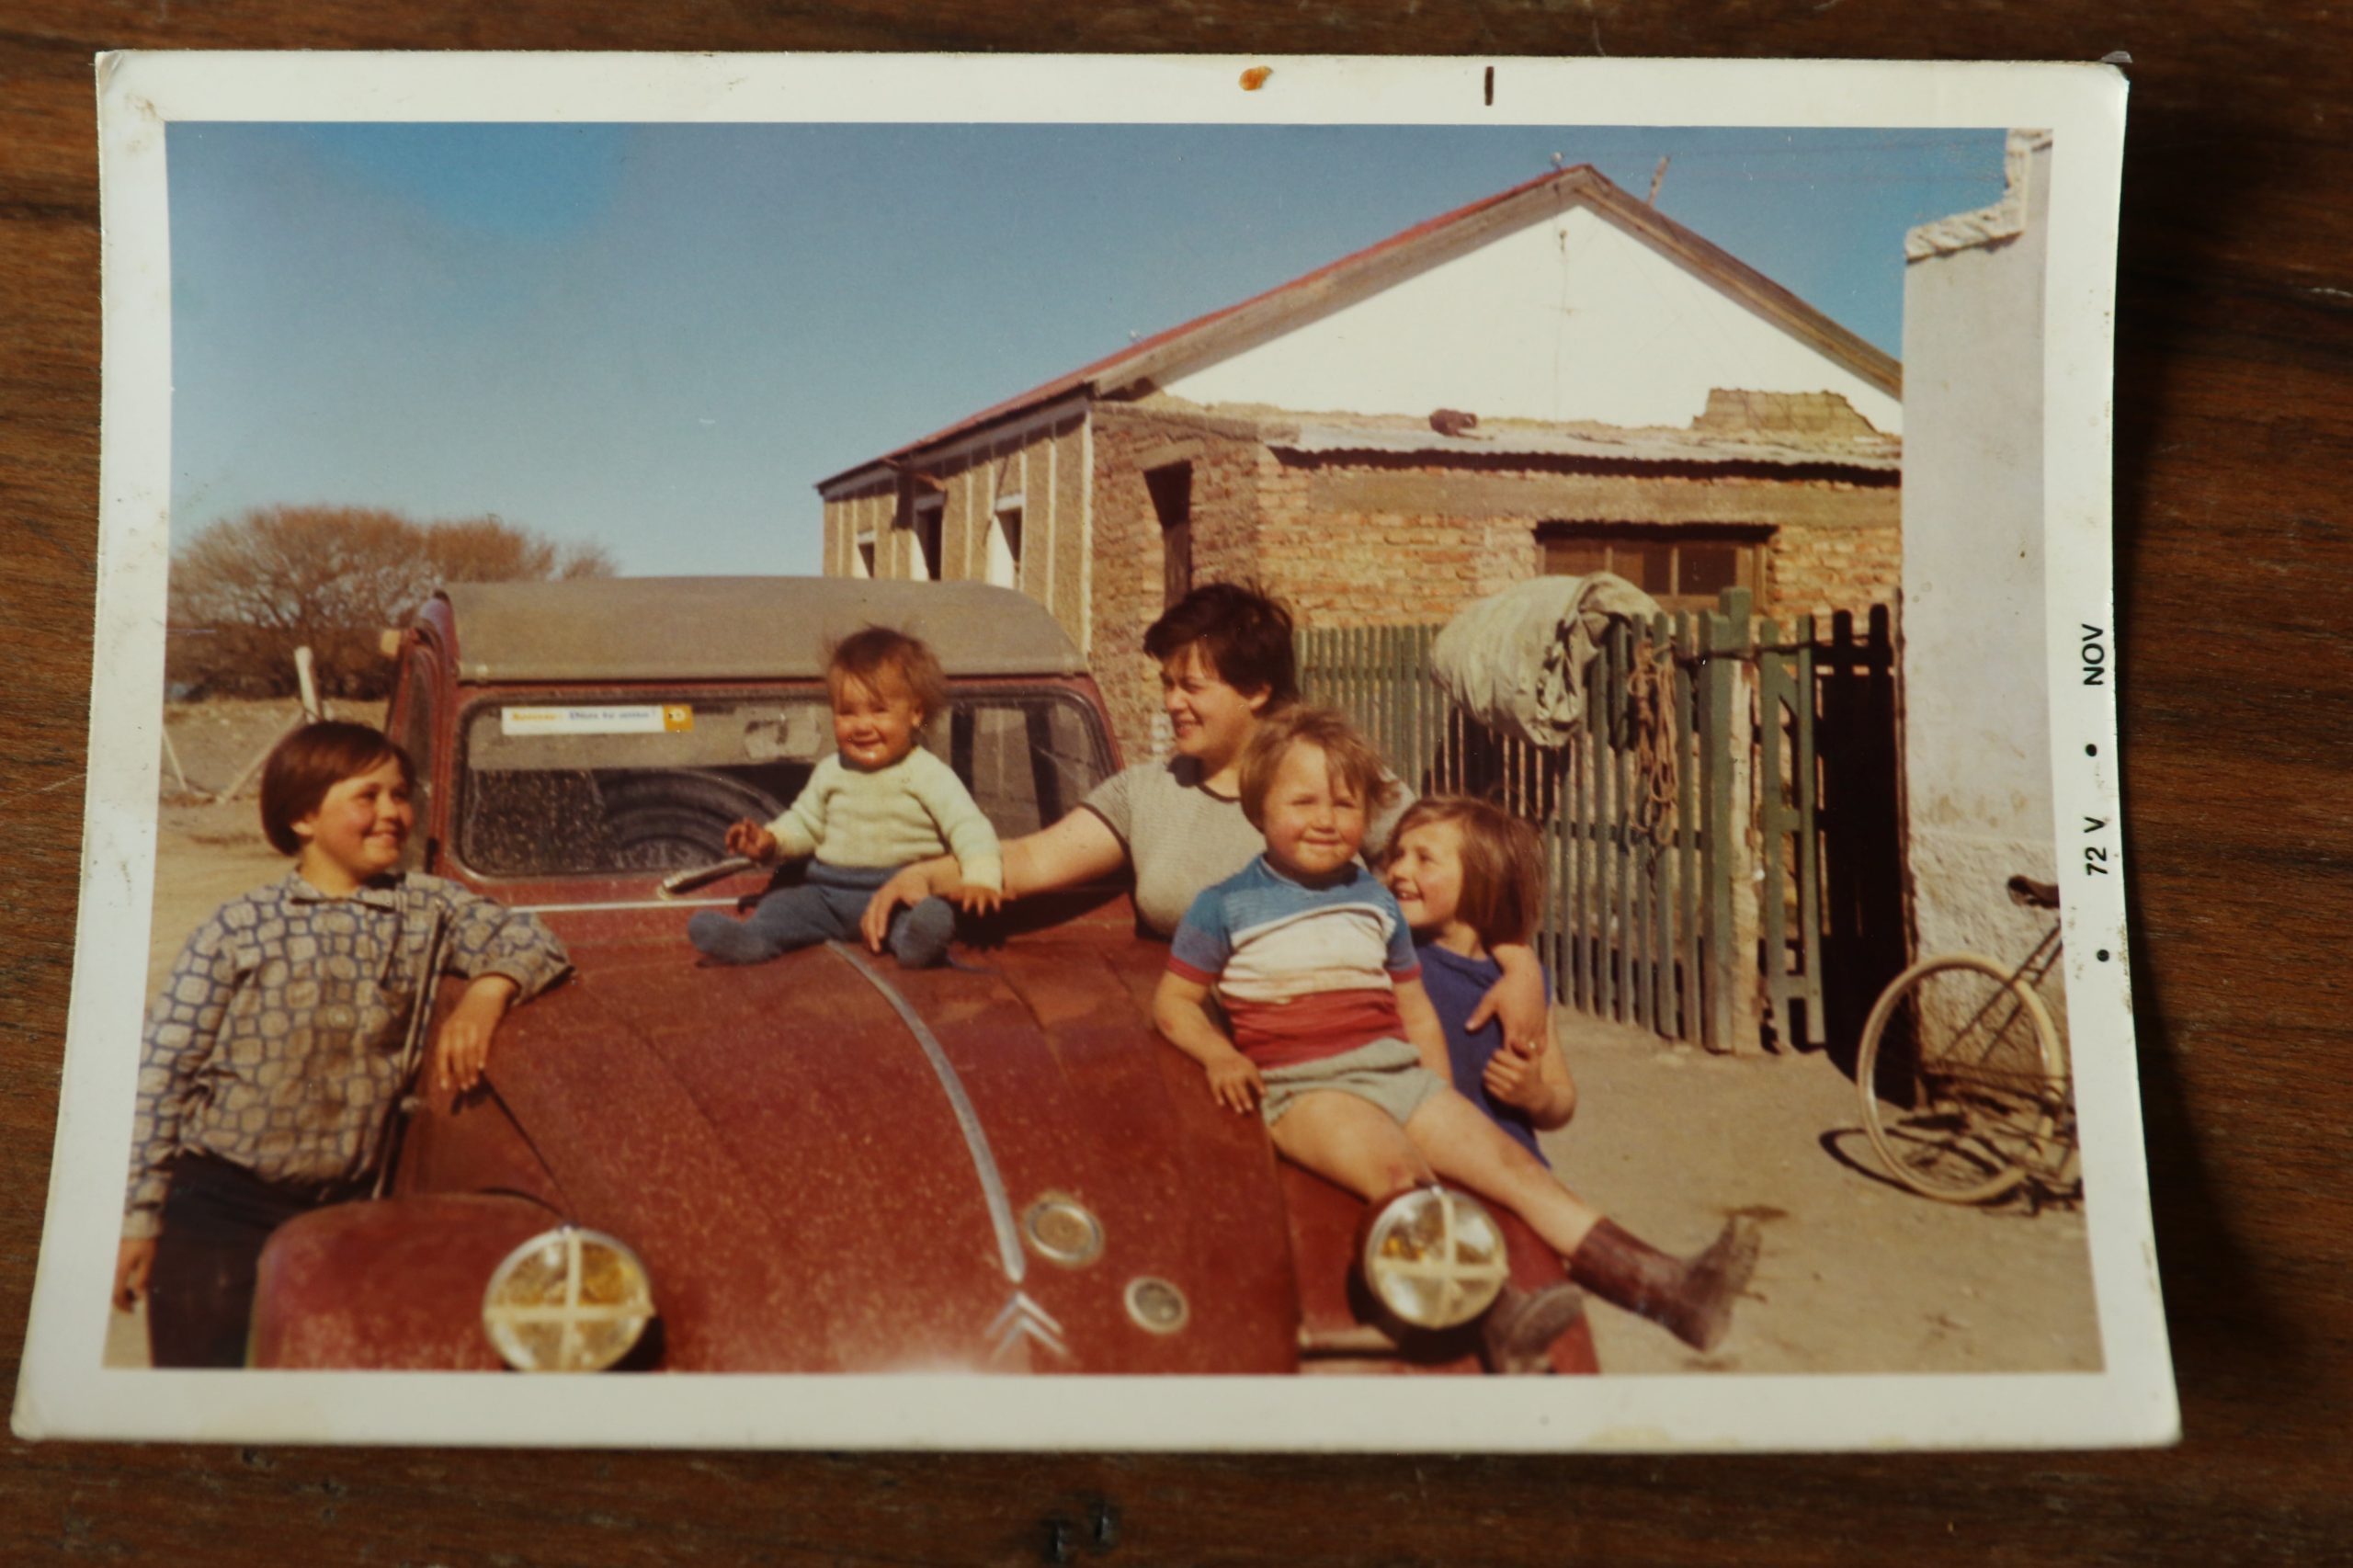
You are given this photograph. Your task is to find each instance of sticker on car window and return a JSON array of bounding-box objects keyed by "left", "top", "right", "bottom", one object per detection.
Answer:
[{"left": 500, "top": 704, "right": 694, "bottom": 736}]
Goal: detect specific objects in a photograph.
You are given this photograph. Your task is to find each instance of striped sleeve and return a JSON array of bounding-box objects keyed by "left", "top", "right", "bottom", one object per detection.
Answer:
[
  {"left": 1166, "top": 887, "right": 1232, "bottom": 986},
  {"left": 1381, "top": 887, "right": 1422, "bottom": 982}
]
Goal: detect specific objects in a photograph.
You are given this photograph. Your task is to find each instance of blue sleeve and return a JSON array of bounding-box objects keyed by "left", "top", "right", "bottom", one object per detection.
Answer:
[
  {"left": 1166, "top": 888, "right": 1232, "bottom": 983},
  {"left": 1380, "top": 885, "right": 1421, "bottom": 977}
]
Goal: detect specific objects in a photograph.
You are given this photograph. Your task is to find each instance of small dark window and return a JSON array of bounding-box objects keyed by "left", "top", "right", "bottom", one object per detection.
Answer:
[
  {"left": 993, "top": 506, "right": 1024, "bottom": 589},
  {"left": 1146, "top": 462, "right": 1193, "bottom": 607},
  {"left": 1678, "top": 541, "right": 1743, "bottom": 598},
  {"left": 1620, "top": 541, "right": 1676, "bottom": 597},
  {"left": 856, "top": 536, "right": 877, "bottom": 578},
  {"left": 1541, "top": 538, "right": 1607, "bottom": 577},
  {"left": 1535, "top": 523, "right": 1766, "bottom": 611},
  {"left": 915, "top": 500, "right": 945, "bottom": 581}
]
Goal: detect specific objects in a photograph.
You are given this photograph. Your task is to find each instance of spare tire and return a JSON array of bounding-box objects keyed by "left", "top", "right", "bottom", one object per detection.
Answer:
[{"left": 596, "top": 770, "right": 784, "bottom": 870}]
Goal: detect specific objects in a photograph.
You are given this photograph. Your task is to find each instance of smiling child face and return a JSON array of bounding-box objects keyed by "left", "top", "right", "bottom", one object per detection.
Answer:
[
  {"left": 292, "top": 755, "right": 414, "bottom": 893},
  {"left": 831, "top": 665, "right": 926, "bottom": 771},
  {"left": 1384, "top": 818, "right": 1470, "bottom": 941},
  {"left": 1258, "top": 740, "right": 1368, "bottom": 881}
]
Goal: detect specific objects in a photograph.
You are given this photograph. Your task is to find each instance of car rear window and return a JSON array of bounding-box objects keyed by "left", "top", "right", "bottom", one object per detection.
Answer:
[{"left": 455, "top": 688, "right": 1112, "bottom": 880}]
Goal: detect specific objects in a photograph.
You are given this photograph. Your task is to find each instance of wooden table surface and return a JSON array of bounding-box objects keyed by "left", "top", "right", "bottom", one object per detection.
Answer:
[{"left": 5, "top": 6, "right": 2347, "bottom": 1563}]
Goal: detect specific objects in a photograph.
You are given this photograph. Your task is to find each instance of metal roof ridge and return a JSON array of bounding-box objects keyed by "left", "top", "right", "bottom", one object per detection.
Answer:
[{"left": 815, "top": 161, "right": 1902, "bottom": 491}]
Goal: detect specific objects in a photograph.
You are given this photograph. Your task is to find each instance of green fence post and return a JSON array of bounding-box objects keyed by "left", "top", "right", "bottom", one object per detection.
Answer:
[
  {"left": 1794, "top": 613, "right": 1824, "bottom": 1046},
  {"left": 1758, "top": 609, "right": 1792, "bottom": 1051}
]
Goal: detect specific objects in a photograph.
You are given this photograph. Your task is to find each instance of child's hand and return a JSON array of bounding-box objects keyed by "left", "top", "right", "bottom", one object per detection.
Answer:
[
  {"left": 1482, "top": 1037, "right": 1549, "bottom": 1110},
  {"left": 429, "top": 976, "right": 518, "bottom": 1108},
  {"left": 1205, "top": 1050, "right": 1265, "bottom": 1116},
  {"left": 722, "top": 819, "right": 779, "bottom": 864},
  {"left": 953, "top": 883, "right": 1003, "bottom": 916},
  {"left": 113, "top": 1237, "right": 155, "bottom": 1312}
]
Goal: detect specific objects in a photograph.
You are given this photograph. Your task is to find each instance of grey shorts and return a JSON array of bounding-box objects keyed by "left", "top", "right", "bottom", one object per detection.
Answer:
[{"left": 1258, "top": 1038, "right": 1449, "bottom": 1128}]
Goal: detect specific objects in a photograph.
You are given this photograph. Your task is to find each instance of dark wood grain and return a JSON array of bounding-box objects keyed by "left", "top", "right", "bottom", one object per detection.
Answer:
[{"left": 6, "top": 5, "right": 2349, "bottom": 1563}]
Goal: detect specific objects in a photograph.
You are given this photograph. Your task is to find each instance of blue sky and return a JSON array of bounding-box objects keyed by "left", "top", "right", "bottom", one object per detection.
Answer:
[{"left": 168, "top": 123, "right": 2006, "bottom": 577}]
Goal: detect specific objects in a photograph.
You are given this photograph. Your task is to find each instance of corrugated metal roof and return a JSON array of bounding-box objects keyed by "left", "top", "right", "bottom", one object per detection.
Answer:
[
  {"left": 439, "top": 578, "right": 1088, "bottom": 685},
  {"left": 1271, "top": 422, "right": 1901, "bottom": 472},
  {"left": 816, "top": 164, "right": 1902, "bottom": 492}
]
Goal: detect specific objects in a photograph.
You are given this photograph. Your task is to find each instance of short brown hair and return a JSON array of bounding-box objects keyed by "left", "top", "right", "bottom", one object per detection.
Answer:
[
  {"left": 826, "top": 625, "right": 948, "bottom": 722},
  {"left": 1384, "top": 796, "right": 1547, "bottom": 947},
  {"left": 1142, "top": 582, "right": 1299, "bottom": 709},
  {"left": 259, "top": 722, "right": 416, "bottom": 856},
  {"left": 1236, "top": 706, "right": 1397, "bottom": 832}
]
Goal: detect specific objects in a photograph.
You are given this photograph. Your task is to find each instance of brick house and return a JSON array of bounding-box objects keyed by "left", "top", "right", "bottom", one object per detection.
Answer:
[{"left": 818, "top": 165, "right": 1903, "bottom": 759}]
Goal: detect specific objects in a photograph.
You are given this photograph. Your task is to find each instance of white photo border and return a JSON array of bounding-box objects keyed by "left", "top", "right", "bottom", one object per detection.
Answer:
[{"left": 19, "top": 51, "right": 2164, "bottom": 1450}]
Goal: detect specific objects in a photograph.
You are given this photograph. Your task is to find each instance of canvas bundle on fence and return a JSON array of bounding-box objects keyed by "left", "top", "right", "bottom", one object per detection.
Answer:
[
  {"left": 1299, "top": 587, "right": 1903, "bottom": 1060},
  {"left": 1428, "top": 573, "right": 1665, "bottom": 748}
]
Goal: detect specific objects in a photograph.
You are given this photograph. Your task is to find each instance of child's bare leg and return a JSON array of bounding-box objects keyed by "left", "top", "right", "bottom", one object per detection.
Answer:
[
  {"left": 1267, "top": 1090, "right": 1435, "bottom": 1200},
  {"left": 1404, "top": 1088, "right": 1759, "bottom": 1352},
  {"left": 1401, "top": 1090, "right": 1603, "bottom": 1256}
]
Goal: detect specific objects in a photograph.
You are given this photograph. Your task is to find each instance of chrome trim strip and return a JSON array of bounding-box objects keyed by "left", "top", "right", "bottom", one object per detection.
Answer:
[{"left": 823, "top": 941, "right": 1027, "bottom": 1284}]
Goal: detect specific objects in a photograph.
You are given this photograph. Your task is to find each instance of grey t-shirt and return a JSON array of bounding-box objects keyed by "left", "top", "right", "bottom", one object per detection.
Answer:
[{"left": 1079, "top": 756, "right": 1412, "bottom": 937}]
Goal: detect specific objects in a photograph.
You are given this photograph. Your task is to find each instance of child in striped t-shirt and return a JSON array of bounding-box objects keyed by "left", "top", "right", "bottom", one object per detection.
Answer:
[{"left": 1154, "top": 707, "right": 1760, "bottom": 1354}]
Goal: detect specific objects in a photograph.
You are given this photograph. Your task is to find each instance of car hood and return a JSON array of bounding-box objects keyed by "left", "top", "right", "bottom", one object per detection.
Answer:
[{"left": 474, "top": 918, "right": 1300, "bottom": 1373}]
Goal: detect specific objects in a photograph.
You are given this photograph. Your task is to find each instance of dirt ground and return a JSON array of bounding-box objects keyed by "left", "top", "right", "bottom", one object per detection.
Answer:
[
  {"left": 1542, "top": 1017, "right": 2099, "bottom": 1374},
  {"left": 108, "top": 700, "right": 2102, "bottom": 1375}
]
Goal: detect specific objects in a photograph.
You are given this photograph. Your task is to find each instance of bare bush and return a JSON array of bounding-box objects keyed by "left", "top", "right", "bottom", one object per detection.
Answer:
[{"left": 168, "top": 506, "right": 615, "bottom": 699}]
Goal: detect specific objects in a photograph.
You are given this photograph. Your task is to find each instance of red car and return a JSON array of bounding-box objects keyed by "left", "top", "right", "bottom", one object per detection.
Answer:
[{"left": 249, "top": 578, "right": 1597, "bottom": 1376}]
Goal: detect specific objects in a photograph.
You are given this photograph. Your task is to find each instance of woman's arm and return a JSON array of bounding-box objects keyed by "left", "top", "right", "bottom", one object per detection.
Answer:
[
  {"left": 860, "top": 806, "right": 1128, "bottom": 949},
  {"left": 1465, "top": 941, "right": 1550, "bottom": 1052},
  {"left": 1152, "top": 970, "right": 1263, "bottom": 1115}
]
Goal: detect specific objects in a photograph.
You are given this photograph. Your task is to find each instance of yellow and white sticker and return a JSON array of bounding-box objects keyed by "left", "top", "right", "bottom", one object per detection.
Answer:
[{"left": 501, "top": 704, "right": 694, "bottom": 736}]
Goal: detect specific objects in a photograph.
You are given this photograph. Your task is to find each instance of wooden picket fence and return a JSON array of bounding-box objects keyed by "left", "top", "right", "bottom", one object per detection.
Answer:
[{"left": 1297, "top": 587, "right": 1901, "bottom": 1055}]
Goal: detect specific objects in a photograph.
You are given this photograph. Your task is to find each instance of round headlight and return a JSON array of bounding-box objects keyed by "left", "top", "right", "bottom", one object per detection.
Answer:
[
  {"left": 481, "top": 1226, "right": 656, "bottom": 1372},
  {"left": 1360, "top": 1186, "right": 1509, "bottom": 1330},
  {"left": 1022, "top": 1195, "right": 1106, "bottom": 1267}
]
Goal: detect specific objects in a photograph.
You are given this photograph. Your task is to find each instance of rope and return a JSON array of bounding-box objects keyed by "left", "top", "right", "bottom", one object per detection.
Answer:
[{"left": 1626, "top": 630, "right": 1680, "bottom": 847}]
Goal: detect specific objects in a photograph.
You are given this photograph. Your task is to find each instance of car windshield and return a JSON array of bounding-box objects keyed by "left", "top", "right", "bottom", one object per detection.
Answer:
[{"left": 456, "top": 687, "right": 1112, "bottom": 880}]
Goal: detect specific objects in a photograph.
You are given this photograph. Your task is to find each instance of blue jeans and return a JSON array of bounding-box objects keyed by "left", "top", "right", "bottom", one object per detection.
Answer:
[{"left": 687, "top": 860, "right": 955, "bottom": 969}]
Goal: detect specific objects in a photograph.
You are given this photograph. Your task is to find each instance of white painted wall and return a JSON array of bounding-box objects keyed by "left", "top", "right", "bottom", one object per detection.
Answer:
[
  {"left": 1899, "top": 133, "right": 2059, "bottom": 1003},
  {"left": 1163, "top": 202, "right": 1902, "bottom": 435}
]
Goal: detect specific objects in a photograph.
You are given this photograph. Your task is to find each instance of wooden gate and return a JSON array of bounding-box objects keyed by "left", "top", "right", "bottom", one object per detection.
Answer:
[{"left": 1296, "top": 587, "right": 1902, "bottom": 1055}]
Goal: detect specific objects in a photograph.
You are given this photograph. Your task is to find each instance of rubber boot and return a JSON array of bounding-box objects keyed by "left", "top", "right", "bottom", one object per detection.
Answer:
[
  {"left": 1564, "top": 1216, "right": 1760, "bottom": 1352},
  {"left": 1479, "top": 1281, "right": 1589, "bottom": 1374}
]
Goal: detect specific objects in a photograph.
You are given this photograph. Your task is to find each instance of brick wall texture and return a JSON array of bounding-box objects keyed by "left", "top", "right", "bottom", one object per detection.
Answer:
[{"left": 825, "top": 398, "right": 1901, "bottom": 765}]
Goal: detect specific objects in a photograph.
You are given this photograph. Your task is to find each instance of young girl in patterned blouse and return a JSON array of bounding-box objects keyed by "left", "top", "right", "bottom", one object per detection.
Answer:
[{"left": 114, "top": 722, "right": 571, "bottom": 1368}]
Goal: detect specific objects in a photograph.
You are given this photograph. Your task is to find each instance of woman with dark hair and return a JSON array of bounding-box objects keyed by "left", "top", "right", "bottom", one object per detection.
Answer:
[{"left": 861, "top": 582, "right": 1549, "bottom": 1045}]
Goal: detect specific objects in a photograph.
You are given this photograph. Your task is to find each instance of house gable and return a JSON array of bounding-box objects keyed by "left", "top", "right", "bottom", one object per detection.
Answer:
[{"left": 1155, "top": 188, "right": 1904, "bottom": 435}]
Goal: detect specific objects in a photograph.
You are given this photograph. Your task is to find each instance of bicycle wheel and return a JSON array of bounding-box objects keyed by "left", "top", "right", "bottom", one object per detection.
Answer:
[{"left": 1856, "top": 953, "right": 2064, "bottom": 1203}]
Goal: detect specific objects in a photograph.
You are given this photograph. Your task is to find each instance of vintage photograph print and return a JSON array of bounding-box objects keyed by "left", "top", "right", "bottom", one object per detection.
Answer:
[{"left": 18, "top": 53, "right": 2166, "bottom": 1449}]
